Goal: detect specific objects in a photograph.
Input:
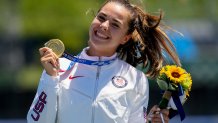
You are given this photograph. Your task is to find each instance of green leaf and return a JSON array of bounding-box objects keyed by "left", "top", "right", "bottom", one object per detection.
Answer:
[
  {"left": 168, "top": 83, "right": 177, "bottom": 91},
  {"left": 157, "top": 79, "right": 169, "bottom": 90}
]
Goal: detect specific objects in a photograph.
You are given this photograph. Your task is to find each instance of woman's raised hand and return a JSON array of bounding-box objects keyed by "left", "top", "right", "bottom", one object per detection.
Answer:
[{"left": 39, "top": 47, "right": 60, "bottom": 76}]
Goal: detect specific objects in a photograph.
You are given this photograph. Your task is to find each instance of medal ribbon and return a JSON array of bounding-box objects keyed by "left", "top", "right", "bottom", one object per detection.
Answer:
[{"left": 62, "top": 52, "right": 117, "bottom": 70}]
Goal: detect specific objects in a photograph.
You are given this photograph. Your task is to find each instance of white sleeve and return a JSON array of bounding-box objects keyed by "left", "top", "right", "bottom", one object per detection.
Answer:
[
  {"left": 27, "top": 70, "right": 59, "bottom": 123},
  {"left": 128, "top": 102, "right": 148, "bottom": 123},
  {"left": 128, "top": 73, "right": 149, "bottom": 123}
]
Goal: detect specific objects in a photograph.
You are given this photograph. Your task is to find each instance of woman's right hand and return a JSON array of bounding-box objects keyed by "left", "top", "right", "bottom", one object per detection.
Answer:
[
  {"left": 39, "top": 47, "right": 60, "bottom": 76},
  {"left": 147, "top": 105, "right": 169, "bottom": 123}
]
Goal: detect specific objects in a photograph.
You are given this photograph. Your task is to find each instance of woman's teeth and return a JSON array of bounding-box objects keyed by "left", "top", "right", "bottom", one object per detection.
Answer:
[{"left": 96, "top": 31, "right": 108, "bottom": 39}]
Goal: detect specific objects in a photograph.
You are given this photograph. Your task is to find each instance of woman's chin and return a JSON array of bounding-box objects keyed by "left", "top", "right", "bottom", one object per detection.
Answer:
[{"left": 88, "top": 39, "right": 107, "bottom": 48}]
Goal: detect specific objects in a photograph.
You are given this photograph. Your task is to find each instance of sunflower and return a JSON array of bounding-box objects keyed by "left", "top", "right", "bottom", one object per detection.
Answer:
[
  {"left": 158, "top": 65, "right": 192, "bottom": 96},
  {"left": 164, "top": 65, "right": 186, "bottom": 83}
]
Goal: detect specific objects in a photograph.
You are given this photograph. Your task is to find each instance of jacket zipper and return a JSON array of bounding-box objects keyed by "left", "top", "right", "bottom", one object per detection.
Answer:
[{"left": 91, "top": 57, "right": 101, "bottom": 123}]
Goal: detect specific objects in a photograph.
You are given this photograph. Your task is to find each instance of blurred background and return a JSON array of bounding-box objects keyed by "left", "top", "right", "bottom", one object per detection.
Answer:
[{"left": 0, "top": 0, "right": 218, "bottom": 122}]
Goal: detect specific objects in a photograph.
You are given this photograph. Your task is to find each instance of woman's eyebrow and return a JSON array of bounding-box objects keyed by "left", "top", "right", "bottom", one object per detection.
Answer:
[
  {"left": 112, "top": 18, "right": 122, "bottom": 25},
  {"left": 98, "top": 12, "right": 107, "bottom": 17},
  {"left": 99, "top": 12, "right": 122, "bottom": 25}
]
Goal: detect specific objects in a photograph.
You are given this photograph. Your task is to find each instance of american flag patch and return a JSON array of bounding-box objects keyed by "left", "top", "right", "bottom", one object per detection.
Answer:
[
  {"left": 143, "top": 107, "right": 147, "bottom": 122},
  {"left": 112, "top": 76, "right": 128, "bottom": 88}
]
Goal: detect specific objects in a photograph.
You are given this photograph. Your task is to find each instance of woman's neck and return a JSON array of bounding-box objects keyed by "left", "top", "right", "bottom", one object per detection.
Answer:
[{"left": 86, "top": 47, "right": 115, "bottom": 57}]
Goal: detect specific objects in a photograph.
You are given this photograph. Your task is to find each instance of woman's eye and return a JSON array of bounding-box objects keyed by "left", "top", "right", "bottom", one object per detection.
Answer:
[
  {"left": 112, "top": 23, "right": 119, "bottom": 28},
  {"left": 97, "top": 15, "right": 105, "bottom": 22}
]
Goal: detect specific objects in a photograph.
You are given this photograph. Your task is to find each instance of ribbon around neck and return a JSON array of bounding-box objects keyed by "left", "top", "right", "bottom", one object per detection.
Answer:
[{"left": 62, "top": 52, "right": 117, "bottom": 70}]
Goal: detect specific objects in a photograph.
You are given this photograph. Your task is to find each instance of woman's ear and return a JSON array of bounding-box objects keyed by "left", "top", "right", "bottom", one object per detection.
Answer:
[{"left": 121, "top": 34, "right": 131, "bottom": 44}]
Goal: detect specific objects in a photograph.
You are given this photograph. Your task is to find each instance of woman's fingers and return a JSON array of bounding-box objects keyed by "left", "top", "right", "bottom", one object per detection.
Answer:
[
  {"left": 150, "top": 112, "right": 162, "bottom": 122},
  {"left": 41, "top": 56, "right": 57, "bottom": 68},
  {"left": 150, "top": 112, "right": 168, "bottom": 123},
  {"left": 148, "top": 105, "right": 161, "bottom": 122},
  {"left": 39, "top": 47, "right": 50, "bottom": 56},
  {"left": 149, "top": 105, "right": 160, "bottom": 115},
  {"left": 148, "top": 105, "right": 169, "bottom": 123},
  {"left": 161, "top": 108, "right": 169, "bottom": 116},
  {"left": 40, "top": 47, "right": 58, "bottom": 67},
  {"left": 161, "top": 109, "right": 169, "bottom": 123},
  {"left": 39, "top": 47, "right": 59, "bottom": 76},
  {"left": 41, "top": 53, "right": 57, "bottom": 66}
]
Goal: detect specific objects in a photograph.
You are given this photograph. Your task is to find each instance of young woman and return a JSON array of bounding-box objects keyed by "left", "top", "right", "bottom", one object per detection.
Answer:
[{"left": 27, "top": 0, "right": 182, "bottom": 122}]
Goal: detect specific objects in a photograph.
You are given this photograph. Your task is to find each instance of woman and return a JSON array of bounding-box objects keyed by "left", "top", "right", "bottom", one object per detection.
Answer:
[{"left": 27, "top": 0, "right": 181, "bottom": 122}]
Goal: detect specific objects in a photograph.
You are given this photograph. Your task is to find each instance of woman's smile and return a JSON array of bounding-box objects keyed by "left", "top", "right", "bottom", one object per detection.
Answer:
[{"left": 94, "top": 29, "right": 110, "bottom": 41}]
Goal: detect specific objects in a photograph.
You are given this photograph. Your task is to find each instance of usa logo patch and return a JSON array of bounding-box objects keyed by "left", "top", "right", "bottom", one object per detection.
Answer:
[{"left": 112, "top": 76, "right": 128, "bottom": 88}]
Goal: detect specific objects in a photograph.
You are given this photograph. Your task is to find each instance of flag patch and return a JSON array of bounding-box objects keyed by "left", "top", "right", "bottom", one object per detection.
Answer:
[{"left": 112, "top": 76, "right": 128, "bottom": 88}]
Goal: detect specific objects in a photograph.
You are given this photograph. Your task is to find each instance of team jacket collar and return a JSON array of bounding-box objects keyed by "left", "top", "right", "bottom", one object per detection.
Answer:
[{"left": 79, "top": 47, "right": 118, "bottom": 63}]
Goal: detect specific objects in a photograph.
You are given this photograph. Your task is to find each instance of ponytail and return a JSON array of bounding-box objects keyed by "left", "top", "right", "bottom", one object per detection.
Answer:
[{"left": 135, "top": 7, "right": 180, "bottom": 78}]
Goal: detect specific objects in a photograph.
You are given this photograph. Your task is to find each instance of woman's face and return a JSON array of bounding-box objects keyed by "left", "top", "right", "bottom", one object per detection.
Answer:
[{"left": 88, "top": 2, "right": 131, "bottom": 56}]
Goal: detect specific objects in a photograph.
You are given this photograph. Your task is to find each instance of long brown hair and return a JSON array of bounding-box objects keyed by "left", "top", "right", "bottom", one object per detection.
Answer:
[{"left": 99, "top": 0, "right": 181, "bottom": 78}]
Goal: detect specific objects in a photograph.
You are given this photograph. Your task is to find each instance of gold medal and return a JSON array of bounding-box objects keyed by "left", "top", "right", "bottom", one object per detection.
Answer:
[{"left": 44, "top": 39, "right": 65, "bottom": 57}]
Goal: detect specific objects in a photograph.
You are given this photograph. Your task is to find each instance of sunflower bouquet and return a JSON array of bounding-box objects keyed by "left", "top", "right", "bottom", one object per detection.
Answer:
[{"left": 157, "top": 65, "right": 192, "bottom": 121}]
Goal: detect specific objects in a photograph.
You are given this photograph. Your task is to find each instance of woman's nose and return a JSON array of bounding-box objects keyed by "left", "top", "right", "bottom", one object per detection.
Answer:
[{"left": 100, "top": 20, "right": 109, "bottom": 31}]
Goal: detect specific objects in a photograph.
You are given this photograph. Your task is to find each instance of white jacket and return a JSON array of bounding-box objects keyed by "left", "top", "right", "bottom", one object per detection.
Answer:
[{"left": 27, "top": 48, "right": 149, "bottom": 123}]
